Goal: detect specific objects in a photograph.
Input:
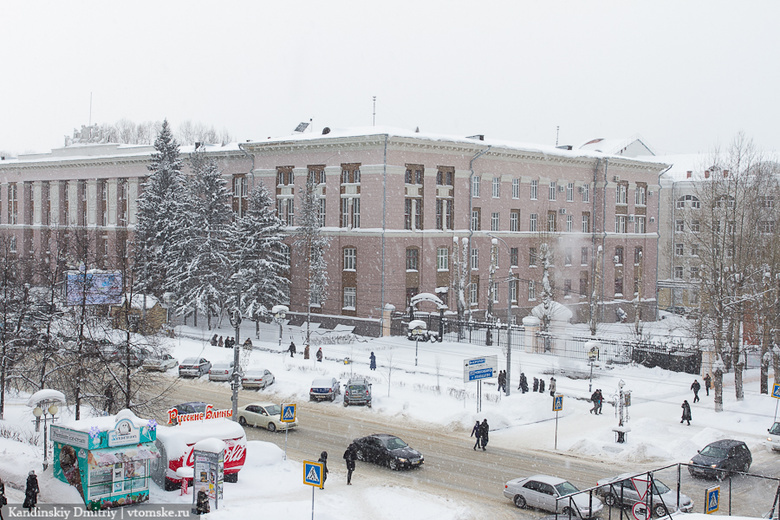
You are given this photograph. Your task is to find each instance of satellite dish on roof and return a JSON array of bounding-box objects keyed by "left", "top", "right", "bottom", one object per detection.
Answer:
[{"left": 322, "top": 127, "right": 331, "bottom": 135}]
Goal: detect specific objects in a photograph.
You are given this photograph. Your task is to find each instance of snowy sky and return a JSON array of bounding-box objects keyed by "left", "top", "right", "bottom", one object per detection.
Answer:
[{"left": 2, "top": 0, "right": 779, "bottom": 156}]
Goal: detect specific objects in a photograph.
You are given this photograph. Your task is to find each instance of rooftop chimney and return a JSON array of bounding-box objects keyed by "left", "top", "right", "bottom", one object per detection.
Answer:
[
  {"left": 723, "top": 169, "right": 729, "bottom": 177},
  {"left": 704, "top": 170, "right": 710, "bottom": 179},
  {"left": 686, "top": 171, "right": 692, "bottom": 179}
]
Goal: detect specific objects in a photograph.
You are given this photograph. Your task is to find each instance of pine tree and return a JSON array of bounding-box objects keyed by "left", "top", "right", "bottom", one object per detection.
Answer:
[
  {"left": 227, "top": 182, "right": 289, "bottom": 336},
  {"left": 170, "top": 150, "right": 233, "bottom": 329},
  {"left": 134, "top": 120, "right": 185, "bottom": 299}
]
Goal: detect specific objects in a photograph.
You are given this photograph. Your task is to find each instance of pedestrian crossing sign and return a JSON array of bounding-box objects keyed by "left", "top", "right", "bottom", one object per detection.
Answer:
[
  {"left": 705, "top": 486, "right": 719, "bottom": 514},
  {"left": 281, "top": 403, "right": 297, "bottom": 423},
  {"left": 303, "top": 460, "right": 324, "bottom": 488},
  {"left": 553, "top": 394, "right": 563, "bottom": 412},
  {"left": 772, "top": 383, "right": 780, "bottom": 399}
]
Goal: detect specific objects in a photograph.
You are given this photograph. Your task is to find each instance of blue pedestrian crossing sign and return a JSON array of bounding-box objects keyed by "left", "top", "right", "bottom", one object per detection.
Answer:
[
  {"left": 303, "top": 460, "right": 324, "bottom": 488},
  {"left": 553, "top": 394, "right": 563, "bottom": 412},
  {"left": 281, "top": 403, "right": 297, "bottom": 423},
  {"left": 705, "top": 486, "right": 720, "bottom": 514},
  {"left": 772, "top": 384, "right": 780, "bottom": 399}
]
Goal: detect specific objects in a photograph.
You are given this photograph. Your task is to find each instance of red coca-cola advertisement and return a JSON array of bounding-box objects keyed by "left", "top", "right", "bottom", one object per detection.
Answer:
[{"left": 152, "top": 418, "right": 246, "bottom": 490}]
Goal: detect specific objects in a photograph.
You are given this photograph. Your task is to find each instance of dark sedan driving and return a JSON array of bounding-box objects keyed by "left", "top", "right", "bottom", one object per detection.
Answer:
[{"left": 352, "top": 434, "right": 424, "bottom": 470}]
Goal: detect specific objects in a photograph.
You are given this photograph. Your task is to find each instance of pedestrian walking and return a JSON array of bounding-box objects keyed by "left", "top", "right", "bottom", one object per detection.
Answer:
[
  {"left": 218, "top": 336, "right": 224, "bottom": 348},
  {"left": 549, "top": 377, "right": 556, "bottom": 397},
  {"left": 304, "top": 344, "right": 310, "bottom": 359},
  {"left": 533, "top": 377, "right": 539, "bottom": 392},
  {"left": 316, "top": 347, "right": 323, "bottom": 362},
  {"left": 691, "top": 379, "right": 701, "bottom": 403},
  {"left": 225, "top": 336, "right": 234, "bottom": 349},
  {"left": 518, "top": 372, "right": 528, "bottom": 393},
  {"left": 479, "top": 419, "right": 489, "bottom": 451},
  {"left": 703, "top": 373, "right": 711, "bottom": 396},
  {"left": 497, "top": 370, "right": 506, "bottom": 392},
  {"left": 539, "top": 378, "right": 545, "bottom": 394},
  {"left": 210, "top": 334, "right": 218, "bottom": 346},
  {"left": 595, "top": 389, "right": 604, "bottom": 414},
  {"left": 343, "top": 444, "right": 357, "bottom": 485},
  {"left": 470, "top": 420, "right": 481, "bottom": 450},
  {"left": 288, "top": 341, "right": 296, "bottom": 358},
  {"left": 681, "top": 400, "right": 692, "bottom": 425},
  {"left": 318, "top": 451, "right": 329, "bottom": 488},
  {"left": 369, "top": 352, "right": 376, "bottom": 370},
  {"left": 243, "top": 338, "right": 253, "bottom": 348},
  {"left": 23, "top": 470, "right": 39, "bottom": 512}
]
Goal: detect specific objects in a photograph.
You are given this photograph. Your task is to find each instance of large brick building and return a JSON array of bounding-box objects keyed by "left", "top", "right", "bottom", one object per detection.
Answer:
[{"left": 0, "top": 128, "right": 667, "bottom": 326}]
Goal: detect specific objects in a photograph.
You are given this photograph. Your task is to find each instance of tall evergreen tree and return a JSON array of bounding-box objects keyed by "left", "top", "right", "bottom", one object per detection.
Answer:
[
  {"left": 170, "top": 150, "right": 233, "bottom": 329},
  {"left": 227, "top": 181, "right": 289, "bottom": 335},
  {"left": 134, "top": 120, "right": 185, "bottom": 299}
]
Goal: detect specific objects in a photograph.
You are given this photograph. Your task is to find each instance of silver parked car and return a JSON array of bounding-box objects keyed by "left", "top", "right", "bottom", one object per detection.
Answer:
[
  {"left": 209, "top": 361, "right": 238, "bottom": 382},
  {"left": 142, "top": 353, "right": 178, "bottom": 371},
  {"left": 595, "top": 473, "right": 693, "bottom": 517},
  {"left": 503, "top": 474, "right": 603, "bottom": 518},
  {"left": 310, "top": 377, "right": 340, "bottom": 401},
  {"left": 241, "top": 368, "right": 275, "bottom": 390},
  {"left": 178, "top": 357, "right": 212, "bottom": 377}
]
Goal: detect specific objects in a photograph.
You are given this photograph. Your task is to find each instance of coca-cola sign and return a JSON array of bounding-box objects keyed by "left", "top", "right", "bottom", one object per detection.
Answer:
[{"left": 169, "top": 436, "right": 247, "bottom": 479}]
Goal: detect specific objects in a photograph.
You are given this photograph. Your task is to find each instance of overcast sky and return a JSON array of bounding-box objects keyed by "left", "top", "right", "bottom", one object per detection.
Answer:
[{"left": 2, "top": 1, "right": 778, "bottom": 157}]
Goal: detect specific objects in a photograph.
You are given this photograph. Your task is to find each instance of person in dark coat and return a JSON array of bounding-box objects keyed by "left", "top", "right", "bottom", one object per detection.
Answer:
[
  {"left": 218, "top": 336, "right": 224, "bottom": 348},
  {"left": 539, "top": 378, "right": 545, "bottom": 393},
  {"left": 681, "top": 400, "right": 692, "bottom": 425},
  {"left": 590, "top": 390, "right": 600, "bottom": 414},
  {"left": 225, "top": 336, "right": 234, "bottom": 349},
  {"left": 595, "top": 389, "right": 604, "bottom": 414},
  {"left": 703, "top": 373, "right": 711, "bottom": 396},
  {"left": 0, "top": 476, "right": 7, "bottom": 520},
  {"left": 533, "top": 377, "right": 539, "bottom": 392},
  {"left": 23, "top": 470, "right": 39, "bottom": 511},
  {"left": 288, "top": 341, "right": 296, "bottom": 357},
  {"left": 318, "top": 451, "right": 329, "bottom": 487},
  {"left": 470, "top": 420, "right": 481, "bottom": 450},
  {"left": 316, "top": 347, "right": 323, "bottom": 362},
  {"left": 691, "top": 379, "right": 701, "bottom": 403},
  {"left": 518, "top": 373, "right": 528, "bottom": 393},
  {"left": 195, "top": 489, "right": 210, "bottom": 514},
  {"left": 243, "top": 337, "right": 253, "bottom": 348},
  {"left": 479, "top": 419, "right": 489, "bottom": 451},
  {"left": 210, "top": 334, "right": 218, "bottom": 346},
  {"left": 343, "top": 444, "right": 357, "bottom": 485},
  {"left": 369, "top": 352, "right": 377, "bottom": 370},
  {"left": 549, "top": 377, "right": 557, "bottom": 397}
]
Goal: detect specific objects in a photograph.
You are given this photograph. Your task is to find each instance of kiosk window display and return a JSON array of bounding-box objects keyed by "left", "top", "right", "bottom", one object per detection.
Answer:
[{"left": 51, "top": 409, "right": 160, "bottom": 510}]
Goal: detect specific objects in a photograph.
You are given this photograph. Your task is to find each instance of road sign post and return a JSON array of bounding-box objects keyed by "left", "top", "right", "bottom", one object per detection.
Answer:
[
  {"left": 464, "top": 356, "right": 498, "bottom": 413},
  {"left": 553, "top": 394, "right": 563, "bottom": 450},
  {"left": 281, "top": 404, "right": 296, "bottom": 460},
  {"left": 705, "top": 486, "right": 720, "bottom": 514},
  {"left": 772, "top": 384, "right": 780, "bottom": 422},
  {"left": 303, "top": 460, "right": 324, "bottom": 520}
]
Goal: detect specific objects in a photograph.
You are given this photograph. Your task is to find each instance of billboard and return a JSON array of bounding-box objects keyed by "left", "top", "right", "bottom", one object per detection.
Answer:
[{"left": 66, "top": 270, "right": 123, "bottom": 306}]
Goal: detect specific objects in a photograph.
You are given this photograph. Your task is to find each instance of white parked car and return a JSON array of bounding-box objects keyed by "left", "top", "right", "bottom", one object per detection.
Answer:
[
  {"left": 503, "top": 474, "right": 603, "bottom": 518},
  {"left": 309, "top": 377, "right": 340, "bottom": 401},
  {"left": 178, "top": 357, "right": 212, "bottom": 378},
  {"left": 767, "top": 422, "right": 780, "bottom": 451},
  {"left": 237, "top": 402, "right": 297, "bottom": 432},
  {"left": 209, "top": 362, "right": 238, "bottom": 382},
  {"left": 241, "top": 369, "right": 275, "bottom": 390},
  {"left": 142, "top": 353, "right": 178, "bottom": 371}
]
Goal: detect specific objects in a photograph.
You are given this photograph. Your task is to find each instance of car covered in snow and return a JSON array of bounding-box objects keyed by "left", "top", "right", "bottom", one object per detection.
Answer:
[
  {"left": 241, "top": 369, "right": 274, "bottom": 390},
  {"left": 237, "top": 402, "right": 297, "bottom": 432},
  {"left": 352, "top": 434, "right": 423, "bottom": 470},
  {"left": 309, "top": 377, "right": 340, "bottom": 401},
  {"left": 503, "top": 474, "right": 603, "bottom": 518},
  {"left": 595, "top": 473, "right": 693, "bottom": 516}
]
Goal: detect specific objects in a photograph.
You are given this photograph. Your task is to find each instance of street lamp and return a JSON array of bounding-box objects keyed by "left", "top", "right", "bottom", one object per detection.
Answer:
[
  {"left": 32, "top": 403, "right": 59, "bottom": 470},
  {"left": 272, "top": 305, "right": 289, "bottom": 348},
  {"left": 489, "top": 235, "right": 514, "bottom": 396},
  {"left": 229, "top": 308, "right": 242, "bottom": 422},
  {"left": 409, "top": 320, "right": 427, "bottom": 366}
]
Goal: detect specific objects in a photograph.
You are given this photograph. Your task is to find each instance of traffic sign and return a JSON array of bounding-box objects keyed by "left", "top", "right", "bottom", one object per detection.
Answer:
[
  {"left": 553, "top": 394, "right": 563, "bottom": 412},
  {"left": 463, "top": 355, "right": 498, "bottom": 382},
  {"left": 705, "top": 486, "right": 720, "bottom": 514},
  {"left": 632, "top": 502, "right": 650, "bottom": 520},
  {"left": 630, "top": 477, "right": 650, "bottom": 501},
  {"left": 772, "top": 383, "right": 780, "bottom": 399},
  {"left": 281, "top": 403, "right": 297, "bottom": 423},
  {"left": 303, "top": 460, "right": 324, "bottom": 488}
]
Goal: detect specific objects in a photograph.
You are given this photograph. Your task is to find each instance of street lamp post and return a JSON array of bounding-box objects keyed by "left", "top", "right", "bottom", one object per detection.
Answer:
[
  {"left": 229, "top": 308, "right": 242, "bottom": 422},
  {"left": 272, "top": 305, "right": 289, "bottom": 348},
  {"left": 490, "top": 235, "right": 514, "bottom": 396},
  {"left": 32, "top": 402, "right": 59, "bottom": 470}
]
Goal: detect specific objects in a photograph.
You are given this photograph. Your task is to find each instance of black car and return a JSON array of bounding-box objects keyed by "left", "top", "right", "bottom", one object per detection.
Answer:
[
  {"left": 352, "top": 434, "right": 424, "bottom": 470},
  {"left": 688, "top": 439, "right": 752, "bottom": 479}
]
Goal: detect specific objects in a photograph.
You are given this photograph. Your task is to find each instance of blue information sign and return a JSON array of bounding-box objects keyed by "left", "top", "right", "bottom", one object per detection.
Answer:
[{"left": 303, "top": 460, "right": 324, "bottom": 488}]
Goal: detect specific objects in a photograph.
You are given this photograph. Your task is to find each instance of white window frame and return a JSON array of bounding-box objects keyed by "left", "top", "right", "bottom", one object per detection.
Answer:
[
  {"left": 530, "top": 180, "right": 538, "bottom": 200},
  {"left": 437, "top": 247, "right": 449, "bottom": 271},
  {"left": 492, "top": 176, "right": 500, "bottom": 198},
  {"left": 472, "top": 176, "right": 480, "bottom": 197},
  {"left": 343, "top": 287, "right": 356, "bottom": 309},
  {"left": 512, "top": 178, "right": 520, "bottom": 199},
  {"left": 566, "top": 182, "right": 574, "bottom": 202},
  {"left": 491, "top": 212, "right": 500, "bottom": 231},
  {"left": 530, "top": 213, "right": 538, "bottom": 232},
  {"left": 549, "top": 181, "right": 557, "bottom": 201},
  {"left": 343, "top": 247, "right": 356, "bottom": 270},
  {"left": 470, "top": 248, "right": 479, "bottom": 270}
]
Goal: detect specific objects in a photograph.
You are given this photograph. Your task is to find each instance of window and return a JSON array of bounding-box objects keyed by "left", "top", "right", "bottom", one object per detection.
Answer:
[
  {"left": 530, "top": 180, "right": 538, "bottom": 200},
  {"left": 469, "top": 277, "right": 479, "bottom": 305},
  {"left": 582, "top": 184, "right": 590, "bottom": 202},
  {"left": 614, "top": 247, "right": 624, "bottom": 265},
  {"left": 615, "top": 215, "right": 627, "bottom": 233},
  {"left": 436, "top": 167, "right": 453, "bottom": 186},
  {"left": 278, "top": 198, "right": 294, "bottom": 226},
  {"left": 761, "top": 196, "right": 774, "bottom": 208},
  {"left": 528, "top": 280, "right": 536, "bottom": 300},
  {"left": 471, "top": 208, "right": 481, "bottom": 231},
  {"left": 509, "top": 210, "right": 520, "bottom": 232},
  {"left": 549, "top": 181, "right": 557, "bottom": 201},
  {"left": 232, "top": 175, "right": 249, "bottom": 216},
  {"left": 343, "top": 247, "right": 356, "bottom": 270},
  {"left": 614, "top": 276, "right": 624, "bottom": 296},
  {"left": 547, "top": 211, "right": 556, "bottom": 232},
  {"left": 566, "top": 215, "right": 573, "bottom": 232},
  {"left": 491, "top": 281, "right": 499, "bottom": 303},
  {"left": 675, "top": 219, "right": 684, "bottom": 232},
  {"left": 341, "top": 163, "right": 361, "bottom": 184},
  {"left": 566, "top": 182, "right": 574, "bottom": 202},
  {"left": 117, "top": 179, "right": 128, "bottom": 226},
  {"left": 406, "top": 248, "right": 419, "bottom": 271},
  {"left": 691, "top": 244, "right": 699, "bottom": 256},
  {"left": 510, "top": 247, "right": 518, "bottom": 267},
  {"left": 472, "top": 175, "right": 480, "bottom": 197},
  {"left": 674, "top": 266, "right": 684, "bottom": 279},
  {"left": 635, "top": 184, "right": 647, "bottom": 205},
  {"left": 437, "top": 247, "right": 449, "bottom": 270},
  {"left": 582, "top": 213, "right": 590, "bottom": 233},
  {"left": 318, "top": 198, "right": 326, "bottom": 226},
  {"left": 677, "top": 194, "right": 701, "bottom": 209},
  {"left": 343, "top": 287, "right": 356, "bottom": 309},
  {"left": 341, "top": 198, "right": 361, "bottom": 229},
  {"left": 510, "top": 279, "right": 517, "bottom": 302},
  {"left": 761, "top": 220, "right": 776, "bottom": 234},
  {"left": 564, "top": 248, "right": 572, "bottom": 266},
  {"left": 404, "top": 198, "right": 423, "bottom": 230},
  {"left": 470, "top": 248, "right": 479, "bottom": 270},
  {"left": 492, "top": 176, "right": 500, "bottom": 198},
  {"left": 580, "top": 273, "right": 589, "bottom": 298},
  {"left": 581, "top": 247, "right": 588, "bottom": 265},
  {"left": 280, "top": 243, "right": 291, "bottom": 267},
  {"left": 634, "top": 216, "right": 646, "bottom": 233},
  {"left": 691, "top": 220, "right": 700, "bottom": 233},
  {"left": 277, "top": 167, "right": 294, "bottom": 186},
  {"left": 529, "top": 213, "right": 538, "bottom": 232},
  {"left": 491, "top": 212, "right": 500, "bottom": 231},
  {"left": 564, "top": 279, "right": 572, "bottom": 298},
  {"left": 529, "top": 247, "right": 537, "bottom": 267},
  {"left": 435, "top": 199, "right": 453, "bottom": 230},
  {"left": 405, "top": 166, "right": 423, "bottom": 185},
  {"left": 690, "top": 266, "right": 700, "bottom": 279},
  {"left": 512, "top": 178, "right": 520, "bottom": 199},
  {"left": 9, "top": 236, "right": 16, "bottom": 253},
  {"left": 98, "top": 180, "right": 107, "bottom": 226},
  {"left": 7, "top": 183, "right": 17, "bottom": 225},
  {"left": 634, "top": 247, "right": 643, "bottom": 265},
  {"left": 616, "top": 183, "right": 628, "bottom": 204}
]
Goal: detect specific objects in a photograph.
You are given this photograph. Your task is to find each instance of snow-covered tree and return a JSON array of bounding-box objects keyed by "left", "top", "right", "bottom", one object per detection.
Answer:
[
  {"left": 451, "top": 236, "right": 469, "bottom": 340},
  {"left": 227, "top": 181, "right": 289, "bottom": 337},
  {"left": 293, "top": 176, "right": 329, "bottom": 347},
  {"left": 170, "top": 150, "right": 233, "bottom": 329},
  {"left": 134, "top": 120, "right": 185, "bottom": 300}
]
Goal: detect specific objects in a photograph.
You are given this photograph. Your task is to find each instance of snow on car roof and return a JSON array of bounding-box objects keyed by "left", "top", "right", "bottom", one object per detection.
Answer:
[{"left": 311, "top": 377, "right": 335, "bottom": 385}]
